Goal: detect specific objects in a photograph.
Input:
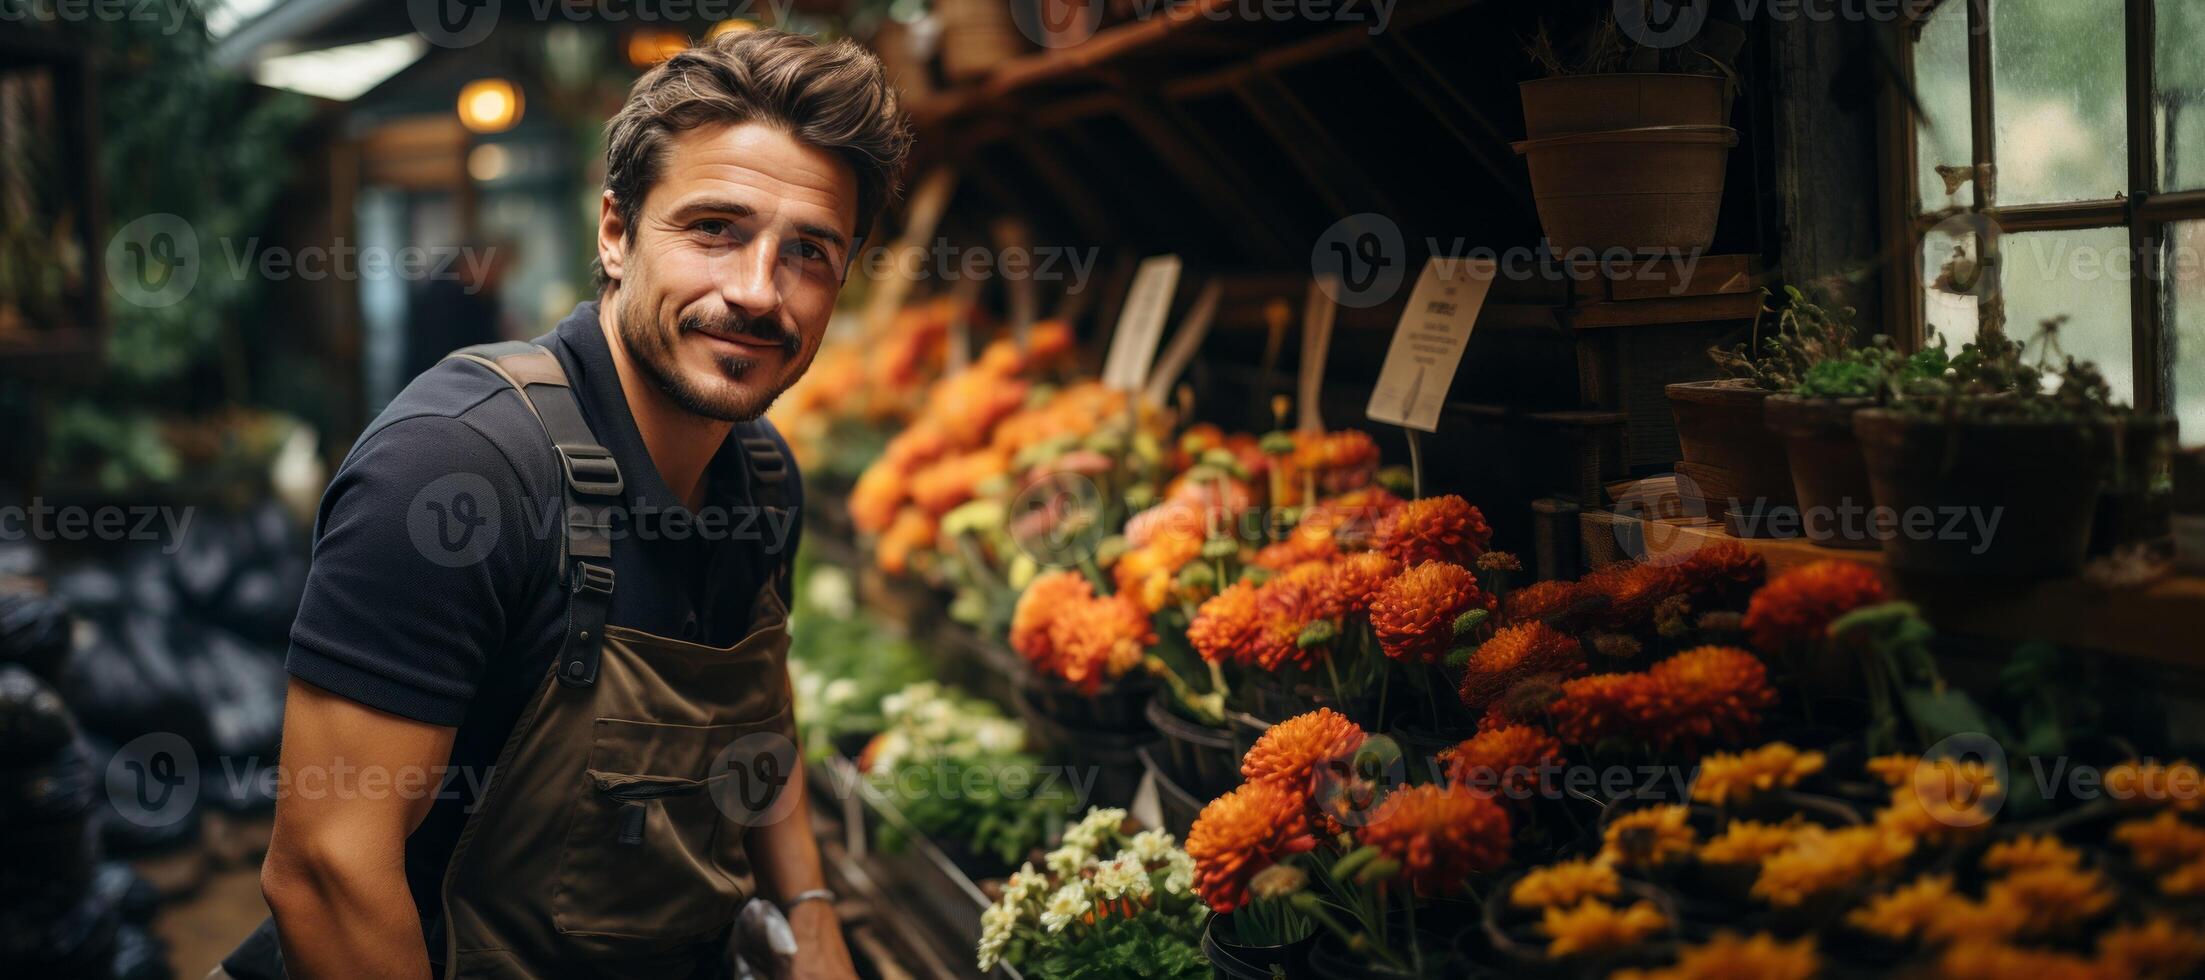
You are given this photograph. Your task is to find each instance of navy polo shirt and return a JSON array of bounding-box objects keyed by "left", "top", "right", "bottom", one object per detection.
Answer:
[{"left": 283, "top": 300, "right": 801, "bottom": 927}]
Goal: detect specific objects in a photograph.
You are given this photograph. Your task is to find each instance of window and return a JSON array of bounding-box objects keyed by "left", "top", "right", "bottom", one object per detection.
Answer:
[{"left": 1894, "top": 0, "right": 2205, "bottom": 444}]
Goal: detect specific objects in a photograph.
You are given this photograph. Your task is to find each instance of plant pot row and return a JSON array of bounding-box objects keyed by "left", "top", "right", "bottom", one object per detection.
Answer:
[{"left": 1668, "top": 380, "right": 2177, "bottom": 577}]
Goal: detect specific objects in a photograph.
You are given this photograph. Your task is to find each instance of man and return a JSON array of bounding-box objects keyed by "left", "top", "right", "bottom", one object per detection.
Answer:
[{"left": 226, "top": 30, "right": 909, "bottom": 979}]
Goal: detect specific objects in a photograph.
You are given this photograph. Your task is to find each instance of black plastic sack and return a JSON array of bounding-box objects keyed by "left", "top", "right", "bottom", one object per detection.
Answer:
[
  {"left": 56, "top": 613, "right": 211, "bottom": 751},
  {"left": 0, "top": 591, "right": 74, "bottom": 680},
  {"left": 0, "top": 849, "right": 123, "bottom": 974},
  {"left": 110, "top": 923, "right": 172, "bottom": 980},
  {"left": 90, "top": 736, "right": 204, "bottom": 857},
  {"left": 180, "top": 625, "right": 287, "bottom": 760},
  {"left": 0, "top": 663, "right": 81, "bottom": 768}
]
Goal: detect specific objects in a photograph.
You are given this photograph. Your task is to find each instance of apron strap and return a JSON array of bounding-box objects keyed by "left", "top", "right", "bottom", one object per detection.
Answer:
[
  {"left": 446, "top": 342, "right": 620, "bottom": 689},
  {"left": 737, "top": 422, "right": 794, "bottom": 594}
]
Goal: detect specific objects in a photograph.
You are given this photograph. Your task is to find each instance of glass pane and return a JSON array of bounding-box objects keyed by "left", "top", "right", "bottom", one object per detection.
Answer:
[
  {"left": 2160, "top": 0, "right": 2205, "bottom": 191},
  {"left": 1921, "top": 221, "right": 1984, "bottom": 343},
  {"left": 1991, "top": 0, "right": 2129, "bottom": 205},
  {"left": 1916, "top": 4, "right": 1976, "bottom": 209},
  {"left": 2172, "top": 222, "right": 2205, "bottom": 446},
  {"left": 1989, "top": 227, "right": 2137, "bottom": 406}
]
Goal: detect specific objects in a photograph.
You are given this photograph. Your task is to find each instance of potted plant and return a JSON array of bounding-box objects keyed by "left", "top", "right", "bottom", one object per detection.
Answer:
[
  {"left": 1668, "top": 288, "right": 1843, "bottom": 531},
  {"left": 1513, "top": 11, "right": 1746, "bottom": 254},
  {"left": 974, "top": 808, "right": 1211, "bottom": 979},
  {"left": 1854, "top": 319, "right": 2139, "bottom": 577},
  {"left": 1758, "top": 290, "right": 1946, "bottom": 549}
]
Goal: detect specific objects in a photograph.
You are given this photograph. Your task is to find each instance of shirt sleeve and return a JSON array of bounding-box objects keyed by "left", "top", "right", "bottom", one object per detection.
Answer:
[{"left": 285, "top": 415, "right": 547, "bottom": 725}]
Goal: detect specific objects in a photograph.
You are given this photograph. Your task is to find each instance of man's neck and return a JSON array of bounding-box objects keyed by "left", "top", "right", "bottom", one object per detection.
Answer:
[{"left": 598, "top": 299, "right": 733, "bottom": 511}]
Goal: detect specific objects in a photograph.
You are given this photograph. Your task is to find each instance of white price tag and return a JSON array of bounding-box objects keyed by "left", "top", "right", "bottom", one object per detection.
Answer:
[
  {"left": 1298, "top": 277, "right": 1338, "bottom": 432},
  {"left": 1143, "top": 281, "right": 1220, "bottom": 407},
  {"left": 1365, "top": 257, "right": 1496, "bottom": 433},
  {"left": 1102, "top": 254, "right": 1182, "bottom": 392}
]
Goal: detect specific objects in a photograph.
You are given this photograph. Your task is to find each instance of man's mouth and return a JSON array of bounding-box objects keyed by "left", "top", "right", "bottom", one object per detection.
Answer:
[{"left": 683, "top": 317, "right": 796, "bottom": 359}]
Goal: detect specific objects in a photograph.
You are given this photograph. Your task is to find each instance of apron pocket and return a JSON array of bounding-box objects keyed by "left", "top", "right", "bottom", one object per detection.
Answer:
[{"left": 552, "top": 720, "right": 750, "bottom": 948}]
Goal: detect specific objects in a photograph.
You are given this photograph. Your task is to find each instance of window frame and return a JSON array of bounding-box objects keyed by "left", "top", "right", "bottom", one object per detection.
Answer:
[{"left": 1881, "top": 0, "right": 2205, "bottom": 415}]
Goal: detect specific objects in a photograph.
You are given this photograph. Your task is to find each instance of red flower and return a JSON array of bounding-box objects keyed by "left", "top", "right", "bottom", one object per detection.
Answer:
[
  {"left": 1368, "top": 561, "right": 1495, "bottom": 665},
  {"left": 1242, "top": 708, "right": 1368, "bottom": 796},
  {"left": 1675, "top": 540, "right": 1768, "bottom": 608},
  {"left": 1186, "top": 781, "right": 1317, "bottom": 913},
  {"left": 1459, "top": 622, "right": 1588, "bottom": 713},
  {"left": 1374, "top": 495, "right": 1493, "bottom": 566},
  {"left": 1550, "top": 673, "right": 1653, "bottom": 747},
  {"left": 1359, "top": 784, "right": 1513, "bottom": 896},
  {"left": 1743, "top": 560, "right": 1888, "bottom": 652},
  {"left": 1636, "top": 646, "right": 1777, "bottom": 754},
  {"left": 1441, "top": 725, "right": 1564, "bottom": 806}
]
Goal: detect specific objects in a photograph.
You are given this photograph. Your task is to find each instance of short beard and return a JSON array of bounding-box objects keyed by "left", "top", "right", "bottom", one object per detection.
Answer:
[{"left": 615, "top": 292, "right": 807, "bottom": 423}]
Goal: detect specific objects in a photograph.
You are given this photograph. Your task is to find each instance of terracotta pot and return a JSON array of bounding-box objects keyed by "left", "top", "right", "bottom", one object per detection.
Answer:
[
  {"left": 2090, "top": 415, "right": 2178, "bottom": 555},
  {"left": 1764, "top": 395, "right": 1878, "bottom": 549},
  {"left": 1519, "top": 73, "right": 1729, "bottom": 138},
  {"left": 1514, "top": 125, "right": 1737, "bottom": 255},
  {"left": 1853, "top": 409, "right": 2113, "bottom": 577},
  {"left": 1665, "top": 380, "right": 1798, "bottom": 523}
]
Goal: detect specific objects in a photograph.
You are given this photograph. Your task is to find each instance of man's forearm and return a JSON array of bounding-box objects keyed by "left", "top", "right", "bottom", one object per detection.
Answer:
[
  {"left": 744, "top": 762, "right": 827, "bottom": 903},
  {"left": 263, "top": 847, "right": 433, "bottom": 979}
]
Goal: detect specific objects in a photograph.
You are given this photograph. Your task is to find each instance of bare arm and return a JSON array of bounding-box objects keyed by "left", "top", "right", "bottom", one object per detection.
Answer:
[
  {"left": 261, "top": 678, "right": 456, "bottom": 980},
  {"left": 743, "top": 673, "right": 854, "bottom": 980}
]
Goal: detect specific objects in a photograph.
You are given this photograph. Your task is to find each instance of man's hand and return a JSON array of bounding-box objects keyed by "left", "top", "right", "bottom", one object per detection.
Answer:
[
  {"left": 782, "top": 900, "right": 856, "bottom": 980},
  {"left": 261, "top": 678, "right": 456, "bottom": 979}
]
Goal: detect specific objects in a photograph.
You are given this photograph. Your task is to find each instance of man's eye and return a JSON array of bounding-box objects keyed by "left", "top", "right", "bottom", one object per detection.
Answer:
[
  {"left": 791, "top": 241, "right": 827, "bottom": 261},
  {"left": 693, "top": 219, "right": 732, "bottom": 237}
]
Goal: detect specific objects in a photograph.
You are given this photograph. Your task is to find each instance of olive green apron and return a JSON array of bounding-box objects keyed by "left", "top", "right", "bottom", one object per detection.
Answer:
[{"left": 433, "top": 343, "right": 798, "bottom": 979}]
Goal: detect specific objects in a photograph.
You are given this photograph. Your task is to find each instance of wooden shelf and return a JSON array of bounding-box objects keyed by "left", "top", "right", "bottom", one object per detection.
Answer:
[{"left": 1587, "top": 511, "right": 2205, "bottom": 670}]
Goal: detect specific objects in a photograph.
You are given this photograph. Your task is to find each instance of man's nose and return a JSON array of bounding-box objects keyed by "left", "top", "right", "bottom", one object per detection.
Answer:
[{"left": 716, "top": 236, "right": 783, "bottom": 319}]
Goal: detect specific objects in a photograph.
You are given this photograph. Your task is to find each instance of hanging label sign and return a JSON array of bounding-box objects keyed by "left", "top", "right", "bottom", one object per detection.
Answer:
[
  {"left": 1365, "top": 257, "right": 1496, "bottom": 433},
  {"left": 1102, "top": 254, "right": 1182, "bottom": 391},
  {"left": 1298, "top": 276, "right": 1338, "bottom": 433},
  {"left": 1144, "top": 280, "right": 1221, "bottom": 407},
  {"left": 859, "top": 167, "right": 958, "bottom": 336}
]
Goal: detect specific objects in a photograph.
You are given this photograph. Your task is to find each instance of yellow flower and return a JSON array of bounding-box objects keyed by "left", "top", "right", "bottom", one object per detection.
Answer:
[
  {"left": 1612, "top": 931, "right": 1819, "bottom": 980},
  {"left": 1752, "top": 826, "right": 1913, "bottom": 907},
  {"left": 2114, "top": 811, "right": 2205, "bottom": 866},
  {"left": 1509, "top": 859, "right": 1619, "bottom": 910},
  {"left": 1920, "top": 896, "right": 2028, "bottom": 946},
  {"left": 1866, "top": 753, "right": 1919, "bottom": 786},
  {"left": 1937, "top": 940, "right": 2102, "bottom": 980},
  {"left": 1601, "top": 805, "right": 1697, "bottom": 867},
  {"left": 1845, "top": 874, "right": 1955, "bottom": 942},
  {"left": 1538, "top": 900, "right": 1666, "bottom": 958},
  {"left": 1691, "top": 743, "right": 1826, "bottom": 807},
  {"left": 1980, "top": 866, "right": 2115, "bottom": 933},
  {"left": 2104, "top": 759, "right": 2204, "bottom": 813},
  {"left": 1877, "top": 757, "right": 2003, "bottom": 844},
  {"left": 2162, "top": 858, "right": 2205, "bottom": 897},
  {"left": 1981, "top": 834, "right": 2082, "bottom": 875},
  {"left": 1699, "top": 820, "right": 1803, "bottom": 865},
  {"left": 2098, "top": 917, "right": 2205, "bottom": 980}
]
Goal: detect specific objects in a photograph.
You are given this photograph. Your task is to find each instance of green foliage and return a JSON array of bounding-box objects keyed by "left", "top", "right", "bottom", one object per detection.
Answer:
[
  {"left": 1792, "top": 337, "right": 1948, "bottom": 401},
  {"left": 873, "top": 754, "right": 1078, "bottom": 867},
  {"left": 1891, "top": 316, "right": 2128, "bottom": 422},
  {"left": 1015, "top": 916, "right": 1209, "bottom": 980},
  {"left": 785, "top": 554, "right": 931, "bottom": 760},
  {"left": 1713, "top": 286, "right": 1863, "bottom": 392}
]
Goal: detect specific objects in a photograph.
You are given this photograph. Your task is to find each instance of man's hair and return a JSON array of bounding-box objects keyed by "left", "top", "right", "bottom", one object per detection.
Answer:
[{"left": 596, "top": 29, "right": 912, "bottom": 290}]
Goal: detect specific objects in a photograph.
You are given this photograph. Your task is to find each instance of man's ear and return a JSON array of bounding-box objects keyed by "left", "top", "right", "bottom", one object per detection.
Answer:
[{"left": 597, "top": 190, "right": 627, "bottom": 285}]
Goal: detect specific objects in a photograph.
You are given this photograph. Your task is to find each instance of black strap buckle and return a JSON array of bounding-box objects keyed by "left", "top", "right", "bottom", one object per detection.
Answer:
[
  {"left": 573, "top": 561, "right": 615, "bottom": 596},
  {"left": 740, "top": 436, "right": 787, "bottom": 483},
  {"left": 556, "top": 443, "right": 625, "bottom": 497}
]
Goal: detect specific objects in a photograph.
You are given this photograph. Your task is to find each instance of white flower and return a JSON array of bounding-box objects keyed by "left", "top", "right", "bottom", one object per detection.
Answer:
[
  {"left": 821, "top": 678, "right": 859, "bottom": 707},
  {"left": 1127, "top": 828, "right": 1176, "bottom": 863},
  {"left": 1093, "top": 852, "right": 1152, "bottom": 901},
  {"left": 1004, "top": 863, "right": 1048, "bottom": 905},
  {"left": 974, "top": 719, "right": 1025, "bottom": 755},
  {"left": 1078, "top": 807, "right": 1129, "bottom": 837},
  {"left": 1039, "top": 882, "right": 1088, "bottom": 933},
  {"left": 807, "top": 566, "right": 856, "bottom": 618},
  {"left": 1044, "top": 843, "right": 1089, "bottom": 878},
  {"left": 1162, "top": 849, "right": 1195, "bottom": 896},
  {"left": 865, "top": 730, "right": 911, "bottom": 774}
]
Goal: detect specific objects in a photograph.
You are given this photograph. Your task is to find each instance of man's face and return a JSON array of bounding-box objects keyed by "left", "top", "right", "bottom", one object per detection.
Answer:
[{"left": 598, "top": 121, "right": 856, "bottom": 422}]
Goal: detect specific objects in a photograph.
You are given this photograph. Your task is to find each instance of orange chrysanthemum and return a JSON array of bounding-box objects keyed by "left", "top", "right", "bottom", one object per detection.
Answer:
[
  {"left": 1550, "top": 673, "right": 1654, "bottom": 746},
  {"left": 874, "top": 508, "right": 936, "bottom": 576},
  {"left": 1500, "top": 579, "right": 1590, "bottom": 628},
  {"left": 908, "top": 448, "right": 1010, "bottom": 516},
  {"left": 1634, "top": 646, "right": 1778, "bottom": 754},
  {"left": 1295, "top": 487, "right": 1405, "bottom": 553},
  {"left": 1185, "top": 781, "right": 1317, "bottom": 914},
  {"left": 1187, "top": 580, "right": 1264, "bottom": 666},
  {"left": 1319, "top": 551, "right": 1403, "bottom": 617},
  {"left": 2098, "top": 917, "right": 2205, "bottom": 980},
  {"left": 1674, "top": 540, "right": 1768, "bottom": 608},
  {"left": 1251, "top": 534, "right": 1339, "bottom": 570},
  {"left": 1368, "top": 561, "right": 1494, "bottom": 664},
  {"left": 1241, "top": 708, "right": 1367, "bottom": 795},
  {"left": 1441, "top": 725, "right": 1563, "bottom": 805},
  {"left": 1113, "top": 525, "right": 1204, "bottom": 615},
  {"left": 1011, "top": 570, "right": 1094, "bottom": 661},
  {"left": 1613, "top": 932, "right": 1820, "bottom": 980},
  {"left": 1293, "top": 430, "right": 1382, "bottom": 494},
  {"left": 1043, "top": 594, "right": 1156, "bottom": 694},
  {"left": 1358, "top": 784, "right": 1512, "bottom": 896},
  {"left": 1580, "top": 561, "right": 1685, "bottom": 631},
  {"left": 1458, "top": 622, "right": 1588, "bottom": 713},
  {"left": 1373, "top": 494, "right": 1493, "bottom": 566},
  {"left": 1743, "top": 559, "right": 1888, "bottom": 653}
]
